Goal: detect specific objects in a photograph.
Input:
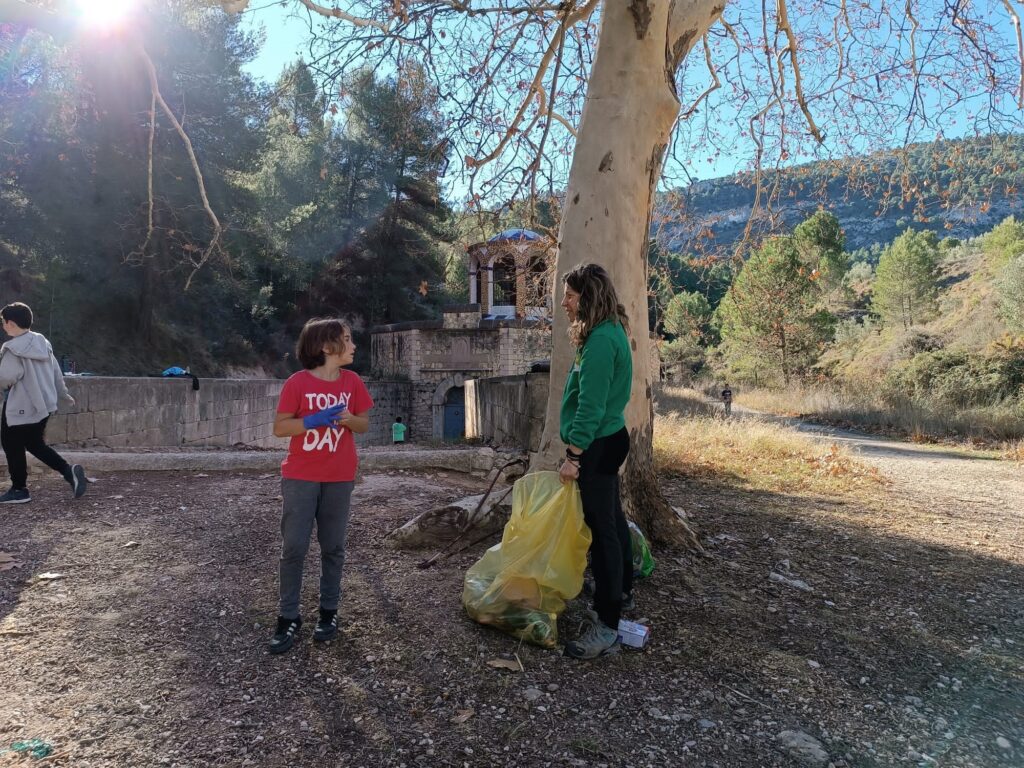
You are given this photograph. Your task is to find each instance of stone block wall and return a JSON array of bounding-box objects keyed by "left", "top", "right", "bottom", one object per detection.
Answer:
[
  {"left": 371, "top": 327, "right": 425, "bottom": 380},
  {"left": 371, "top": 319, "right": 551, "bottom": 385},
  {"left": 442, "top": 305, "right": 483, "bottom": 330},
  {"left": 465, "top": 372, "right": 549, "bottom": 452},
  {"left": 40, "top": 378, "right": 284, "bottom": 449},
  {"left": 35, "top": 377, "right": 411, "bottom": 450},
  {"left": 360, "top": 381, "right": 410, "bottom": 445},
  {"left": 495, "top": 326, "right": 552, "bottom": 376},
  {"left": 410, "top": 382, "right": 437, "bottom": 442}
]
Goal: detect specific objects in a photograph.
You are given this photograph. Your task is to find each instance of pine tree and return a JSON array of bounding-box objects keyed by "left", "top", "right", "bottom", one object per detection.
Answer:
[
  {"left": 309, "top": 64, "right": 453, "bottom": 349},
  {"left": 663, "top": 290, "right": 712, "bottom": 342},
  {"left": 793, "top": 210, "right": 849, "bottom": 302},
  {"left": 871, "top": 229, "right": 940, "bottom": 330},
  {"left": 717, "top": 236, "right": 833, "bottom": 384}
]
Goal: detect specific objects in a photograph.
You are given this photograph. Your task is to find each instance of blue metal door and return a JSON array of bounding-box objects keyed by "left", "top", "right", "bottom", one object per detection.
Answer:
[{"left": 443, "top": 387, "right": 465, "bottom": 440}]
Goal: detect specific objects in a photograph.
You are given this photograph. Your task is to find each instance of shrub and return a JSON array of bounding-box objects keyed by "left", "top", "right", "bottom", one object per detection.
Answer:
[
  {"left": 885, "top": 342, "right": 1024, "bottom": 410},
  {"left": 899, "top": 330, "right": 944, "bottom": 356},
  {"left": 997, "top": 255, "right": 1024, "bottom": 332},
  {"left": 982, "top": 216, "right": 1024, "bottom": 267}
]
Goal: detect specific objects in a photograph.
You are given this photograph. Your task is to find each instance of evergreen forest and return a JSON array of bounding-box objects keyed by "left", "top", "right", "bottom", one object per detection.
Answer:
[{"left": 1, "top": 4, "right": 454, "bottom": 375}]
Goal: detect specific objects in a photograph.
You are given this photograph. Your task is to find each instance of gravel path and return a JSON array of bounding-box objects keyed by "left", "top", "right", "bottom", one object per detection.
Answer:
[{"left": 733, "top": 404, "right": 1024, "bottom": 547}]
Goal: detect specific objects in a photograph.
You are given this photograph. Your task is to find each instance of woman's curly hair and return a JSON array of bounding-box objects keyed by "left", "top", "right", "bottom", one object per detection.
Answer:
[{"left": 563, "top": 263, "right": 629, "bottom": 347}]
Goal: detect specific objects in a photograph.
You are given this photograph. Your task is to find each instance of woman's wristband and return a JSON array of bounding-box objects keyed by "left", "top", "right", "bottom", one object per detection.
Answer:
[{"left": 565, "top": 448, "right": 583, "bottom": 465}]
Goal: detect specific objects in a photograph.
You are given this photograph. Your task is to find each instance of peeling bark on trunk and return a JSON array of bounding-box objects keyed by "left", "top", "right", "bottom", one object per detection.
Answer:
[
  {"left": 380, "top": 1, "right": 723, "bottom": 552},
  {"left": 532, "top": 0, "right": 723, "bottom": 550}
]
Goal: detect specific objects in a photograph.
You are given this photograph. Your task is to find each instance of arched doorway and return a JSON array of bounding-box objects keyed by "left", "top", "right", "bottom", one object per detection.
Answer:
[
  {"left": 431, "top": 374, "right": 467, "bottom": 440},
  {"left": 443, "top": 386, "right": 465, "bottom": 441}
]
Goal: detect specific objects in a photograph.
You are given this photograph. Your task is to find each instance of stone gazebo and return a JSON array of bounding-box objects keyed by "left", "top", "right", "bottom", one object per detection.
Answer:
[
  {"left": 468, "top": 228, "right": 553, "bottom": 318},
  {"left": 370, "top": 229, "right": 554, "bottom": 441}
]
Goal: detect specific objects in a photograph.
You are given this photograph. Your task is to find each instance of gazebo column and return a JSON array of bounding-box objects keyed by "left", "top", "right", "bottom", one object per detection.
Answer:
[
  {"left": 514, "top": 249, "right": 528, "bottom": 318},
  {"left": 482, "top": 256, "right": 492, "bottom": 313}
]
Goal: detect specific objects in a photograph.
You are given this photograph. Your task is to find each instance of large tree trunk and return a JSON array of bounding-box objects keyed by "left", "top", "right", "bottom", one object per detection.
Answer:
[{"left": 532, "top": 0, "right": 724, "bottom": 549}]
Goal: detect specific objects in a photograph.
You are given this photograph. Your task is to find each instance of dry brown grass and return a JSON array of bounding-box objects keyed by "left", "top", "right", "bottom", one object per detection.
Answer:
[
  {"left": 654, "top": 386, "right": 886, "bottom": 495},
  {"left": 1003, "top": 439, "right": 1024, "bottom": 462},
  {"left": 734, "top": 384, "right": 1024, "bottom": 446}
]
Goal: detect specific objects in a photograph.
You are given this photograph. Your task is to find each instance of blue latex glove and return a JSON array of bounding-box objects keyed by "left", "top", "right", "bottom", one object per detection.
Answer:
[{"left": 303, "top": 403, "right": 346, "bottom": 430}]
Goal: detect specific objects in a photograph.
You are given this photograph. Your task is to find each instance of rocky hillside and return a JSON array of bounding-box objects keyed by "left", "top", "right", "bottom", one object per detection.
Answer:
[{"left": 657, "top": 134, "right": 1024, "bottom": 253}]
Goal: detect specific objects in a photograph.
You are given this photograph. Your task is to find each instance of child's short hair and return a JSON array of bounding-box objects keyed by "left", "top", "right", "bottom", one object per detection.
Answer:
[
  {"left": 1, "top": 302, "right": 33, "bottom": 330},
  {"left": 396, "top": 416, "right": 403, "bottom": 423},
  {"left": 295, "top": 318, "right": 350, "bottom": 369}
]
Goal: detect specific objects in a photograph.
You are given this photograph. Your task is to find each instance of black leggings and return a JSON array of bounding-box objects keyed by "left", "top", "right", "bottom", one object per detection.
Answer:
[
  {"left": 1, "top": 404, "right": 71, "bottom": 490},
  {"left": 578, "top": 427, "right": 632, "bottom": 629}
]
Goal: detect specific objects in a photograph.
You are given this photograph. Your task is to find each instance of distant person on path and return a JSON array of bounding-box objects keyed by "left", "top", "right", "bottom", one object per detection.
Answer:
[
  {"left": 557, "top": 263, "right": 634, "bottom": 660},
  {"left": 0, "top": 302, "right": 87, "bottom": 504},
  {"left": 721, "top": 384, "right": 733, "bottom": 417},
  {"left": 268, "top": 318, "right": 374, "bottom": 654},
  {"left": 392, "top": 416, "right": 407, "bottom": 445}
]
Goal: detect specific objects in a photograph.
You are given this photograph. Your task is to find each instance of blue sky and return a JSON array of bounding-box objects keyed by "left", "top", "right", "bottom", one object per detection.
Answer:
[
  {"left": 237, "top": 2, "right": 1023, "bottom": 201},
  {"left": 240, "top": 3, "right": 315, "bottom": 85}
]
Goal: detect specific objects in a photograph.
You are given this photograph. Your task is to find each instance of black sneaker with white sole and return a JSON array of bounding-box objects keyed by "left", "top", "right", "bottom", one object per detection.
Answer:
[
  {"left": 0, "top": 488, "right": 31, "bottom": 504},
  {"left": 268, "top": 616, "right": 301, "bottom": 654},
  {"left": 313, "top": 609, "right": 338, "bottom": 642},
  {"left": 66, "top": 465, "right": 87, "bottom": 499}
]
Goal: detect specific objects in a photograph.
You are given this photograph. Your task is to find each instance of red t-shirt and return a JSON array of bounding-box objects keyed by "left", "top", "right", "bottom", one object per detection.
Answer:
[{"left": 277, "top": 369, "right": 374, "bottom": 482}]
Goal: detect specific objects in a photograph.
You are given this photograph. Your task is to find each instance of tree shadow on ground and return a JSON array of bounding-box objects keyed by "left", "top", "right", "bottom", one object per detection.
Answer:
[
  {"left": 0, "top": 469, "right": 1022, "bottom": 768},
  {"left": 660, "top": 469, "right": 1023, "bottom": 766},
  {"left": 0, "top": 477, "right": 67, "bottom": 628}
]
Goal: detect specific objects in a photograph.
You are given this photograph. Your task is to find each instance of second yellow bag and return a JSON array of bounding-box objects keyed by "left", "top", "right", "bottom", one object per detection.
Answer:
[{"left": 462, "top": 471, "right": 592, "bottom": 648}]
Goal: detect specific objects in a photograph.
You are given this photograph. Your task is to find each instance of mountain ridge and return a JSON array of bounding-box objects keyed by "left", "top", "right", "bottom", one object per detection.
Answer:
[{"left": 657, "top": 134, "right": 1024, "bottom": 253}]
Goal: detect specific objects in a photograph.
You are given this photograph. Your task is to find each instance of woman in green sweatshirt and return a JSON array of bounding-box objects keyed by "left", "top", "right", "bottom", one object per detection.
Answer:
[{"left": 557, "top": 263, "right": 633, "bottom": 659}]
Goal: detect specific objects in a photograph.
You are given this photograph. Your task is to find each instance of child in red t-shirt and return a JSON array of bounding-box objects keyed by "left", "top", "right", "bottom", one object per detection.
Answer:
[{"left": 268, "top": 318, "right": 373, "bottom": 654}]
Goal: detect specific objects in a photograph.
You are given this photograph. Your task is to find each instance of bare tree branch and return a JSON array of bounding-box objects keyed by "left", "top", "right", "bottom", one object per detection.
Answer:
[
  {"left": 134, "top": 40, "right": 222, "bottom": 290},
  {"left": 295, "top": 0, "right": 391, "bottom": 32},
  {"left": 530, "top": 17, "right": 566, "bottom": 214},
  {"left": 905, "top": 0, "right": 920, "bottom": 80},
  {"left": 467, "top": 4, "right": 590, "bottom": 168},
  {"left": 680, "top": 34, "right": 721, "bottom": 120},
  {"left": 776, "top": 0, "right": 824, "bottom": 143},
  {"left": 1003, "top": 0, "right": 1024, "bottom": 107},
  {"left": 128, "top": 90, "right": 158, "bottom": 264}
]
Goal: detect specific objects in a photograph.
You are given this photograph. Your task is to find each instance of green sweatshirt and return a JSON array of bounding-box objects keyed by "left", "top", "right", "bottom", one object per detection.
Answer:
[{"left": 560, "top": 319, "right": 633, "bottom": 451}]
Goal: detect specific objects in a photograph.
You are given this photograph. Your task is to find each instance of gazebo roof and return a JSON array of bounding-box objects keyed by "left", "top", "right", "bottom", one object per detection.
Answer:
[
  {"left": 488, "top": 228, "right": 542, "bottom": 243},
  {"left": 468, "top": 229, "right": 551, "bottom": 256}
]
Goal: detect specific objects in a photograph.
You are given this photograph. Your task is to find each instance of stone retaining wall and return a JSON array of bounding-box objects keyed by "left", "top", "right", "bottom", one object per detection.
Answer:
[
  {"left": 464, "top": 372, "right": 549, "bottom": 452},
  {"left": 35, "top": 377, "right": 409, "bottom": 450}
]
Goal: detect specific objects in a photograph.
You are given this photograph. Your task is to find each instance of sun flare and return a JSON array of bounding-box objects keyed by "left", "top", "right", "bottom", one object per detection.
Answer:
[{"left": 73, "top": 0, "right": 134, "bottom": 30}]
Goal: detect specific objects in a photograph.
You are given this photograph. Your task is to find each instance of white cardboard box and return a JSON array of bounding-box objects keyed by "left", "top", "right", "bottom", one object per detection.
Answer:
[{"left": 617, "top": 619, "right": 650, "bottom": 648}]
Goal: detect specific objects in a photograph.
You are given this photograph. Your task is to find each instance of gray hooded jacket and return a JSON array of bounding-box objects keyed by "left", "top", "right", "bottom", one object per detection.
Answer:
[{"left": 0, "top": 331, "right": 72, "bottom": 426}]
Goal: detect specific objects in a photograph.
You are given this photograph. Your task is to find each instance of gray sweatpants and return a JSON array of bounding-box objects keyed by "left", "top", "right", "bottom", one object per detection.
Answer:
[{"left": 278, "top": 478, "right": 354, "bottom": 619}]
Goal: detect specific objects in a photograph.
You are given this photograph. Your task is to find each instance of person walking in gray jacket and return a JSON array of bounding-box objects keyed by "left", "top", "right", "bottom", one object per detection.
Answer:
[{"left": 0, "top": 303, "right": 87, "bottom": 504}]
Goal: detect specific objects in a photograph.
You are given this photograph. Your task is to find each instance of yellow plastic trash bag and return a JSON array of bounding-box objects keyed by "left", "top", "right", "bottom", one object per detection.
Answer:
[{"left": 462, "top": 471, "right": 591, "bottom": 648}]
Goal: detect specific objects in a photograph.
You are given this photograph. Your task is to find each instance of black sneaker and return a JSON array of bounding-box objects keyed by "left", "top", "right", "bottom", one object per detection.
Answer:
[
  {"left": 66, "top": 465, "right": 87, "bottom": 499},
  {"left": 268, "top": 616, "right": 301, "bottom": 654},
  {"left": 0, "top": 488, "right": 31, "bottom": 504},
  {"left": 313, "top": 608, "right": 338, "bottom": 642}
]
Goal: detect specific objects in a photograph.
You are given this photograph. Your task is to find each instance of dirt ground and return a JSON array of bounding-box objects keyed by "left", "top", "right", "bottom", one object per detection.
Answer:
[{"left": 1, "top": 445, "right": 1022, "bottom": 767}]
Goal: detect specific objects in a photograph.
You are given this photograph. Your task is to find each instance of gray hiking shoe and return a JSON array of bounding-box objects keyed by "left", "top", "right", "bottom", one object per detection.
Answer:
[{"left": 565, "top": 618, "right": 619, "bottom": 660}]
